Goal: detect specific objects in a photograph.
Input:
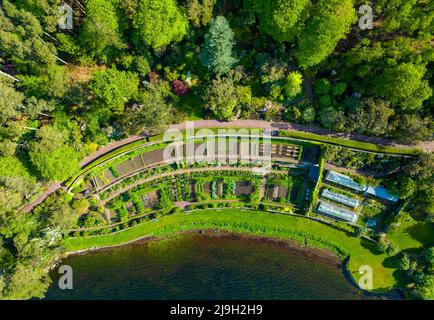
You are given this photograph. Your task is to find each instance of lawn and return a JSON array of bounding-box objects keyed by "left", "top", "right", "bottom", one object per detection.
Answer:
[
  {"left": 64, "top": 208, "right": 396, "bottom": 292},
  {"left": 388, "top": 216, "right": 434, "bottom": 251}
]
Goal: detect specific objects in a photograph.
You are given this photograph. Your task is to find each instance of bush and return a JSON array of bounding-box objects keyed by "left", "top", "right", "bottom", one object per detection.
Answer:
[
  {"left": 332, "top": 82, "right": 347, "bottom": 96},
  {"left": 354, "top": 226, "right": 366, "bottom": 237},
  {"left": 314, "top": 78, "right": 331, "bottom": 95},
  {"left": 171, "top": 79, "right": 189, "bottom": 96}
]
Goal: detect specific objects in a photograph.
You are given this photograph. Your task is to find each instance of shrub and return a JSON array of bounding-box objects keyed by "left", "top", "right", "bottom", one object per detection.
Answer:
[{"left": 172, "top": 80, "right": 190, "bottom": 96}]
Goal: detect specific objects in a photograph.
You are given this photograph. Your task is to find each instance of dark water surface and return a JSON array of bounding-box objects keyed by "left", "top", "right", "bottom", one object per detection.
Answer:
[{"left": 45, "top": 233, "right": 384, "bottom": 300}]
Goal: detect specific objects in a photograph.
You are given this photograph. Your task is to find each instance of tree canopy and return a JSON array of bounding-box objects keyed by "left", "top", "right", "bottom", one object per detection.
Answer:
[
  {"left": 132, "top": 0, "right": 188, "bottom": 49},
  {"left": 29, "top": 126, "right": 80, "bottom": 181},
  {"left": 296, "top": 0, "right": 356, "bottom": 68},
  {"left": 371, "top": 63, "right": 432, "bottom": 110},
  {"left": 80, "top": 0, "right": 126, "bottom": 61},
  {"left": 199, "top": 16, "right": 237, "bottom": 75},
  {"left": 246, "top": 0, "right": 311, "bottom": 42}
]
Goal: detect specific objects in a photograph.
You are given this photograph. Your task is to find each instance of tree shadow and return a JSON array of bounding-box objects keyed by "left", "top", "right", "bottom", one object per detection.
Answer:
[
  {"left": 360, "top": 238, "right": 383, "bottom": 255},
  {"left": 404, "top": 223, "right": 434, "bottom": 247}
]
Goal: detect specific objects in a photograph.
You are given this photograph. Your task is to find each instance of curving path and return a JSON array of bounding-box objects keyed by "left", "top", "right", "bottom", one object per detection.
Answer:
[
  {"left": 21, "top": 119, "right": 433, "bottom": 213},
  {"left": 99, "top": 166, "right": 281, "bottom": 206},
  {"left": 170, "top": 120, "right": 434, "bottom": 152}
]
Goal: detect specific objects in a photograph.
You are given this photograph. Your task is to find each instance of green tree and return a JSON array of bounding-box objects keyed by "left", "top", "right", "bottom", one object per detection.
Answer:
[
  {"left": 16, "top": 0, "right": 62, "bottom": 32},
  {"left": 71, "top": 198, "right": 90, "bottom": 216},
  {"left": 122, "top": 84, "right": 173, "bottom": 135},
  {"left": 0, "top": 176, "right": 38, "bottom": 212},
  {"left": 0, "top": 140, "right": 17, "bottom": 157},
  {"left": 414, "top": 274, "right": 434, "bottom": 300},
  {"left": 313, "top": 78, "right": 331, "bottom": 96},
  {"left": 371, "top": 63, "right": 432, "bottom": 110},
  {"left": 397, "top": 177, "right": 417, "bottom": 200},
  {"left": 0, "top": 1, "right": 58, "bottom": 73},
  {"left": 284, "top": 71, "right": 303, "bottom": 98},
  {"left": 318, "top": 106, "right": 344, "bottom": 130},
  {"left": 199, "top": 16, "right": 238, "bottom": 75},
  {"left": 19, "top": 65, "right": 69, "bottom": 100},
  {"left": 134, "top": 55, "right": 151, "bottom": 77},
  {"left": 397, "top": 253, "right": 411, "bottom": 271},
  {"left": 424, "top": 247, "right": 434, "bottom": 270},
  {"left": 376, "top": 0, "right": 434, "bottom": 34},
  {"left": 186, "top": 0, "right": 216, "bottom": 26},
  {"left": 0, "top": 83, "right": 24, "bottom": 124},
  {"left": 2, "top": 264, "right": 50, "bottom": 300},
  {"left": 204, "top": 75, "right": 251, "bottom": 120},
  {"left": 245, "top": 0, "right": 311, "bottom": 42},
  {"left": 296, "top": 0, "right": 356, "bottom": 68},
  {"left": 29, "top": 126, "right": 80, "bottom": 181},
  {"left": 300, "top": 105, "right": 316, "bottom": 123},
  {"left": 89, "top": 68, "right": 139, "bottom": 113},
  {"left": 132, "top": 0, "right": 188, "bottom": 49},
  {"left": 332, "top": 82, "right": 347, "bottom": 96},
  {"left": 348, "top": 98, "right": 394, "bottom": 136},
  {"left": 80, "top": 0, "right": 125, "bottom": 61},
  {"left": 390, "top": 114, "right": 432, "bottom": 143},
  {"left": 23, "top": 97, "right": 54, "bottom": 119},
  {"left": 402, "top": 153, "right": 434, "bottom": 222}
]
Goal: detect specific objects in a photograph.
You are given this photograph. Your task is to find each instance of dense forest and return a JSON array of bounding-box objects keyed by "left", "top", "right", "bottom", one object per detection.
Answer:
[{"left": 0, "top": 0, "right": 433, "bottom": 299}]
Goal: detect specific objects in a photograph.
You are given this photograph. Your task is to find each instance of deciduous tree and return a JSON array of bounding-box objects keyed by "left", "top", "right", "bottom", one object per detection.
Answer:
[
  {"left": 132, "top": 0, "right": 188, "bottom": 49},
  {"left": 246, "top": 0, "right": 310, "bottom": 42},
  {"left": 80, "top": 0, "right": 125, "bottom": 61},
  {"left": 296, "top": 0, "right": 356, "bottom": 68}
]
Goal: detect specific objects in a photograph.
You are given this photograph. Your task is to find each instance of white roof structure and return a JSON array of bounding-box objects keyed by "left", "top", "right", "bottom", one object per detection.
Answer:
[
  {"left": 317, "top": 202, "right": 358, "bottom": 223},
  {"left": 325, "top": 171, "right": 366, "bottom": 192},
  {"left": 366, "top": 186, "right": 399, "bottom": 203},
  {"left": 321, "top": 189, "right": 359, "bottom": 208}
]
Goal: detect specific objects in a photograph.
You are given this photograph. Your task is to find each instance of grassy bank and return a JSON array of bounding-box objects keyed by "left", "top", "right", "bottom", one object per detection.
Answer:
[
  {"left": 277, "top": 130, "right": 422, "bottom": 156},
  {"left": 64, "top": 208, "right": 396, "bottom": 292},
  {"left": 388, "top": 217, "right": 434, "bottom": 251}
]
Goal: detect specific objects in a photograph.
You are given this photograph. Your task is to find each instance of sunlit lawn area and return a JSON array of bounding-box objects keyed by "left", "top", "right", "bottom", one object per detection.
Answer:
[
  {"left": 388, "top": 216, "right": 434, "bottom": 251},
  {"left": 65, "top": 208, "right": 396, "bottom": 292}
]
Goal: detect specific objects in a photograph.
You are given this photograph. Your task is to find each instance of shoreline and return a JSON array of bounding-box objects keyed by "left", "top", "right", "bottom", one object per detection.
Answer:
[{"left": 60, "top": 229, "right": 403, "bottom": 300}]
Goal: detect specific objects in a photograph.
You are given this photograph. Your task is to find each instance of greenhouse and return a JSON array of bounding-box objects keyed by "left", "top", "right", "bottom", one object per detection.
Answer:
[
  {"left": 321, "top": 189, "right": 359, "bottom": 208},
  {"left": 366, "top": 186, "right": 399, "bottom": 203},
  {"left": 325, "top": 171, "right": 366, "bottom": 192},
  {"left": 317, "top": 202, "right": 358, "bottom": 223}
]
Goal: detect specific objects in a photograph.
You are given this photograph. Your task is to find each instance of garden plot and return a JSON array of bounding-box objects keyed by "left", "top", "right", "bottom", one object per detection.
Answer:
[
  {"left": 200, "top": 181, "right": 220, "bottom": 199},
  {"left": 114, "top": 154, "right": 144, "bottom": 176},
  {"left": 269, "top": 144, "right": 301, "bottom": 161},
  {"left": 140, "top": 190, "right": 159, "bottom": 208},
  {"left": 91, "top": 171, "right": 111, "bottom": 190},
  {"left": 266, "top": 184, "right": 289, "bottom": 202},
  {"left": 124, "top": 202, "right": 135, "bottom": 214},
  {"left": 203, "top": 181, "right": 211, "bottom": 196},
  {"left": 359, "top": 199, "right": 390, "bottom": 230},
  {"left": 108, "top": 202, "right": 128, "bottom": 224},
  {"left": 235, "top": 181, "right": 253, "bottom": 196}
]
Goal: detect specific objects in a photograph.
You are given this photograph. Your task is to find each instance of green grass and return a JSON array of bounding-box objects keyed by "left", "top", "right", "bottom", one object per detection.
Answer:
[
  {"left": 388, "top": 216, "right": 434, "bottom": 251},
  {"left": 64, "top": 208, "right": 396, "bottom": 292},
  {"left": 278, "top": 130, "right": 422, "bottom": 156}
]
